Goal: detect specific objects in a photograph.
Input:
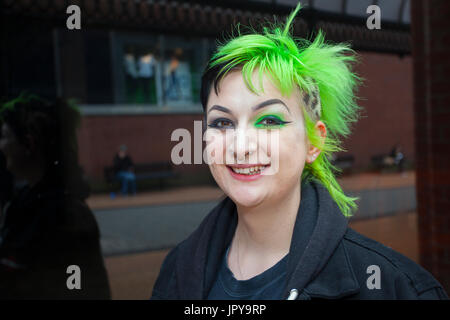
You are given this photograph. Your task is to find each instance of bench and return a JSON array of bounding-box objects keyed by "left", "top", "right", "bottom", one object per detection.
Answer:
[
  {"left": 104, "top": 162, "right": 178, "bottom": 192},
  {"left": 371, "top": 154, "right": 386, "bottom": 170},
  {"left": 371, "top": 154, "right": 405, "bottom": 172}
]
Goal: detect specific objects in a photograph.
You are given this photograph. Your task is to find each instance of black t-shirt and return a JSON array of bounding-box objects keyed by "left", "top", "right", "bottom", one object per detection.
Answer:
[{"left": 207, "top": 247, "right": 288, "bottom": 300}]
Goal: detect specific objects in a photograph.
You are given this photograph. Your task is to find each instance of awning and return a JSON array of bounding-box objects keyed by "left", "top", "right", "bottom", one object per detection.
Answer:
[{"left": 1, "top": 0, "right": 411, "bottom": 54}]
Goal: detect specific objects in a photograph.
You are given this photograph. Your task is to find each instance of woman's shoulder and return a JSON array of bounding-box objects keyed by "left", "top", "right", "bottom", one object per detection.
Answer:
[{"left": 341, "top": 228, "right": 448, "bottom": 299}]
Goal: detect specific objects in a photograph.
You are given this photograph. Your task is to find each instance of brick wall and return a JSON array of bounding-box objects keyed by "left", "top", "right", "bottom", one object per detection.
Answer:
[
  {"left": 77, "top": 113, "right": 207, "bottom": 180},
  {"left": 411, "top": 0, "right": 450, "bottom": 292},
  {"left": 343, "top": 51, "right": 415, "bottom": 169}
]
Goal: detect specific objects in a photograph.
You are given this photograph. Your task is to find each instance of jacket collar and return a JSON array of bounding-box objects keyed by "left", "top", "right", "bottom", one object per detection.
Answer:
[
  {"left": 175, "top": 180, "right": 360, "bottom": 299},
  {"left": 283, "top": 180, "right": 360, "bottom": 299},
  {"left": 176, "top": 196, "right": 237, "bottom": 299}
]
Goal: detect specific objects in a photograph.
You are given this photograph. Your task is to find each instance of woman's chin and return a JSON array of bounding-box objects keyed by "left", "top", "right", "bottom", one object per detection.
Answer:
[{"left": 227, "top": 188, "right": 266, "bottom": 208}]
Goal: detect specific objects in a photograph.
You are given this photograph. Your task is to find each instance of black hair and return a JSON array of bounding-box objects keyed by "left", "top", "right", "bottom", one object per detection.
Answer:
[
  {"left": 0, "top": 94, "right": 89, "bottom": 198},
  {"left": 200, "top": 62, "right": 225, "bottom": 111}
]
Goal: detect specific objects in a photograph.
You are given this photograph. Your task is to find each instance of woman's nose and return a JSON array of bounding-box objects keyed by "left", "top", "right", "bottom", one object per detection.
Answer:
[{"left": 229, "top": 128, "right": 258, "bottom": 163}]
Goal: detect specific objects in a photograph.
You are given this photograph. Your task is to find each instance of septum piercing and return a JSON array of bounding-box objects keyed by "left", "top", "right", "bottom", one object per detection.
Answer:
[{"left": 227, "top": 145, "right": 255, "bottom": 156}]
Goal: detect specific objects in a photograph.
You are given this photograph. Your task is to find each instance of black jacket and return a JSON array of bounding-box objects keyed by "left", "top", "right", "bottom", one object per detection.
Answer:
[
  {"left": 113, "top": 154, "right": 134, "bottom": 174},
  {"left": 151, "top": 180, "right": 448, "bottom": 300},
  {"left": 0, "top": 173, "right": 111, "bottom": 299}
]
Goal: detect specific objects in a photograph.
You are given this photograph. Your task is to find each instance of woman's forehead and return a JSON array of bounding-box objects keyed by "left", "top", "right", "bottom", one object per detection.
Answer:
[{"left": 208, "top": 70, "right": 303, "bottom": 113}]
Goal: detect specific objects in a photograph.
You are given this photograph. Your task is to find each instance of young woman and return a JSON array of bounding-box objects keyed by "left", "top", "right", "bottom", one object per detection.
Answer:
[{"left": 151, "top": 5, "right": 448, "bottom": 300}]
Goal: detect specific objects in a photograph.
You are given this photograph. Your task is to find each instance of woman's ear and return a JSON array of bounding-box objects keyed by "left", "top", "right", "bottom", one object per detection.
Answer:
[{"left": 306, "top": 121, "right": 327, "bottom": 164}]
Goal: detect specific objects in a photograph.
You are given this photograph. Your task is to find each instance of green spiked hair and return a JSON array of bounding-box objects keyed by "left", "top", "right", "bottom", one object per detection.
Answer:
[{"left": 200, "top": 4, "right": 360, "bottom": 217}]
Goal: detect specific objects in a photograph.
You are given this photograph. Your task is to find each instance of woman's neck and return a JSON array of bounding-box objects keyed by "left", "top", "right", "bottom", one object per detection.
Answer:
[{"left": 230, "top": 183, "right": 301, "bottom": 278}]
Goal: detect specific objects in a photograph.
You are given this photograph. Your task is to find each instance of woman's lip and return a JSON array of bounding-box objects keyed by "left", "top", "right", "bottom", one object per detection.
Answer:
[
  {"left": 226, "top": 164, "right": 270, "bottom": 182},
  {"left": 227, "top": 164, "right": 270, "bottom": 168}
]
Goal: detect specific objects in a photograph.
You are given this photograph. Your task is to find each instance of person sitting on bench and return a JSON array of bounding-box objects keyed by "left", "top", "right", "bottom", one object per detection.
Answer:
[
  {"left": 383, "top": 144, "right": 405, "bottom": 172},
  {"left": 113, "top": 144, "right": 137, "bottom": 196}
]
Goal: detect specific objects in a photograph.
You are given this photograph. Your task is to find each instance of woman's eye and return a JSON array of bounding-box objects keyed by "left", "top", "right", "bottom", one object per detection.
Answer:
[
  {"left": 260, "top": 118, "right": 278, "bottom": 125},
  {"left": 208, "top": 118, "right": 234, "bottom": 129},
  {"left": 256, "top": 116, "right": 286, "bottom": 127}
]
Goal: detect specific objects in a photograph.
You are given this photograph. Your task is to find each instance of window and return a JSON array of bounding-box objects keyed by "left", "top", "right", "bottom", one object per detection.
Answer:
[
  {"left": 108, "top": 33, "right": 209, "bottom": 112},
  {"left": 56, "top": 30, "right": 213, "bottom": 114}
]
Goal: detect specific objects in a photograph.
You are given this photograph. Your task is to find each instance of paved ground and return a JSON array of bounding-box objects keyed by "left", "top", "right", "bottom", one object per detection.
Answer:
[
  {"left": 89, "top": 171, "right": 415, "bottom": 256},
  {"left": 87, "top": 172, "right": 415, "bottom": 210},
  {"left": 84, "top": 170, "right": 418, "bottom": 300},
  {"left": 95, "top": 201, "right": 217, "bottom": 255}
]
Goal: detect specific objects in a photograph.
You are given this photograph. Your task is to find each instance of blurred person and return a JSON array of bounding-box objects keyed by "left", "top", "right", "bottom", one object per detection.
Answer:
[
  {"left": 113, "top": 144, "right": 137, "bottom": 196},
  {"left": 138, "top": 51, "right": 157, "bottom": 103},
  {"left": 382, "top": 144, "right": 405, "bottom": 172},
  {"left": 124, "top": 45, "right": 140, "bottom": 103},
  {"left": 0, "top": 94, "right": 110, "bottom": 299},
  {"left": 165, "top": 48, "right": 183, "bottom": 100},
  {"left": 151, "top": 5, "right": 448, "bottom": 300},
  {"left": 124, "top": 45, "right": 138, "bottom": 79},
  {"left": 390, "top": 144, "right": 405, "bottom": 172}
]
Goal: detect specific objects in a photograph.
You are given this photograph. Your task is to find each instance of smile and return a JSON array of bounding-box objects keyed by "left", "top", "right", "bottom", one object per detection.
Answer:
[
  {"left": 230, "top": 165, "right": 266, "bottom": 175},
  {"left": 226, "top": 164, "right": 270, "bottom": 181}
]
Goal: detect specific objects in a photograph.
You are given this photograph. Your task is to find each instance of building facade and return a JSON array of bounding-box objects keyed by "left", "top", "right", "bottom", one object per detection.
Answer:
[{"left": 1, "top": 0, "right": 413, "bottom": 185}]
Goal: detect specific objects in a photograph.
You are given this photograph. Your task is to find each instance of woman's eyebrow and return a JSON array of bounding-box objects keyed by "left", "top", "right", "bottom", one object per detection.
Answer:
[
  {"left": 207, "top": 99, "right": 290, "bottom": 115},
  {"left": 252, "top": 99, "right": 291, "bottom": 114},
  {"left": 207, "top": 105, "right": 232, "bottom": 115}
]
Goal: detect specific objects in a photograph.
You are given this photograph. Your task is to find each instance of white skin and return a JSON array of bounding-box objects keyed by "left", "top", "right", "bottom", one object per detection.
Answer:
[
  {"left": 0, "top": 123, "right": 45, "bottom": 187},
  {"left": 206, "top": 70, "right": 326, "bottom": 280}
]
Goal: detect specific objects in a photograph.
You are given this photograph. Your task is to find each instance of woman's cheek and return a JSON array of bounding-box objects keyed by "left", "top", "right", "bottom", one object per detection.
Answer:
[
  {"left": 204, "top": 130, "right": 226, "bottom": 166},
  {"left": 280, "top": 130, "right": 307, "bottom": 176}
]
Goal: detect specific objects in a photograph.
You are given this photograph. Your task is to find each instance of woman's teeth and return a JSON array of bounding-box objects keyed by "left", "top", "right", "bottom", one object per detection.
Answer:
[{"left": 230, "top": 165, "right": 266, "bottom": 175}]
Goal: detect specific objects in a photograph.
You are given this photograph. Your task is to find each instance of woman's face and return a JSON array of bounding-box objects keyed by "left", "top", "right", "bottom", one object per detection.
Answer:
[
  {"left": 0, "top": 123, "right": 30, "bottom": 177},
  {"left": 205, "top": 70, "right": 314, "bottom": 208}
]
